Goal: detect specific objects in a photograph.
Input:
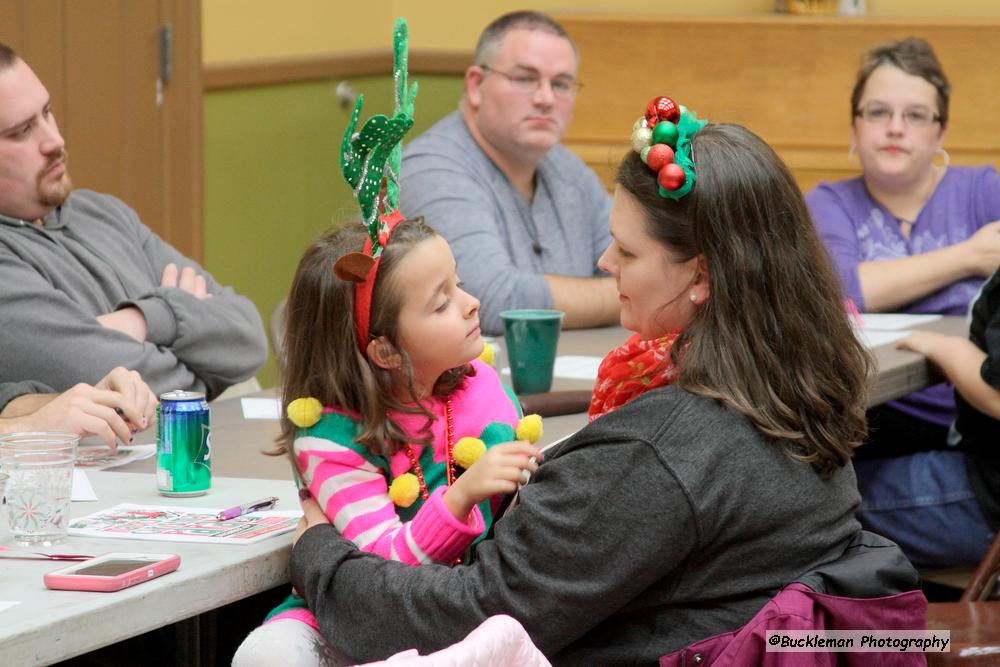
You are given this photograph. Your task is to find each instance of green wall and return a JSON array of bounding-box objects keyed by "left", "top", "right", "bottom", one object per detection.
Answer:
[{"left": 203, "top": 74, "right": 464, "bottom": 387}]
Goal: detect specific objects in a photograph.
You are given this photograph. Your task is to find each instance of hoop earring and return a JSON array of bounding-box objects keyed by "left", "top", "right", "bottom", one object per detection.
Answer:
[
  {"left": 847, "top": 144, "right": 858, "bottom": 163},
  {"left": 934, "top": 147, "right": 950, "bottom": 168}
]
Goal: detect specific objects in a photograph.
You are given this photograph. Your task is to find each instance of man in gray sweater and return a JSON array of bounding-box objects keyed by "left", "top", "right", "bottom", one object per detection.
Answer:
[
  {"left": 0, "top": 42, "right": 266, "bottom": 400},
  {"left": 399, "top": 11, "right": 619, "bottom": 334}
]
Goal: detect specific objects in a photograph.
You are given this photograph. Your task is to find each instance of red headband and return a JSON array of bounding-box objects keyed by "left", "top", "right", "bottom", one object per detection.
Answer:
[{"left": 350, "top": 210, "right": 405, "bottom": 354}]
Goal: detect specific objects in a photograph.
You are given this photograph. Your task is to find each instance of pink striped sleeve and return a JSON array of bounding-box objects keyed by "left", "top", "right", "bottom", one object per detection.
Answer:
[{"left": 294, "top": 435, "right": 483, "bottom": 565}]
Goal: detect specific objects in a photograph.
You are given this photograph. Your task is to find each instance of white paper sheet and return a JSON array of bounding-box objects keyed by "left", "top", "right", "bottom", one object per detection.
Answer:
[
  {"left": 502, "top": 355, "right": 604, "bottom": 382},
  {"left": 857, "top": 329, "right": 912, "bottom": 349},
  {"left": 860, "top": 313, "right": 943, "bottom": 330},
  {"left": 76, "top": 444, "right": 157, "bottom": 471},
  {"left": 552, "top": 356, "right": 603, "bottom": 380},
  {"left": 0, "top": 601, "right": 20, "bottom": 614},
  {"left": 242, "top": 397, "right": 281, "bottom": 420},
  {"left": 69, "top": 503, "right": 301, "bottom": 545},
  {"left": 71, "top": 469, "right": 97, "bottom": 502}
]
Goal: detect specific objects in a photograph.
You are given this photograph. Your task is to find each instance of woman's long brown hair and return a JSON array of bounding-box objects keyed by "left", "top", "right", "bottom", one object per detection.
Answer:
[
  {"left": 617, "top": 123, "right": 873, "bottom": 477},
  {"left": 272, "top": 219, "right": 471, "bottom": 464}
]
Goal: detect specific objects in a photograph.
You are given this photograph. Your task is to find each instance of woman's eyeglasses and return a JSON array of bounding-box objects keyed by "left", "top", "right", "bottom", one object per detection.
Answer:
[
  {"left": 479, "top": 65, "right": 583, "bottom": 99},
  {"left": 854, "top": 103, "right": 941, "bottom": 128}
]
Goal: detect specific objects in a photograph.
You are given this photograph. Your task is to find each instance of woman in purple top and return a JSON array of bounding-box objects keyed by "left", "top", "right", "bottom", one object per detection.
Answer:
[
  {"left": 807, "top": 37, "right": 1000, "bottom": 566},
  {"left": 807, "top": 38, "right": 1000, "bottom": 447}
]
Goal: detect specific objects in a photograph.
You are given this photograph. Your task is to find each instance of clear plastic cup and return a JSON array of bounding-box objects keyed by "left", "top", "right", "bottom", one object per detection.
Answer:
[{"left": 0, "top": 432, "right": 78, "bottom": 546}]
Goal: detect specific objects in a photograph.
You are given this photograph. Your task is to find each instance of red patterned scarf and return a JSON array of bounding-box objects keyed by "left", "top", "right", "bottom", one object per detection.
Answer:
[{"left": 588, "top": 331, "right": 682, "bottom": 421}]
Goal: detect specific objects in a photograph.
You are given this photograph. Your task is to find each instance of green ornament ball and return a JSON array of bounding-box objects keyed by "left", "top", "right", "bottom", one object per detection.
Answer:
[
  {"left": 640, "top": 146, "right": 652, "bottom": 164},
  {"left": 652, "top": 122, "right": 679, "bottom": 148}
]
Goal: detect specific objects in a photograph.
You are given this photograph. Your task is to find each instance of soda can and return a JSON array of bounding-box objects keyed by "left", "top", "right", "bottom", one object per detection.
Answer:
[{"left": 156, "top": 390, "right": 211, "bottom": 496}]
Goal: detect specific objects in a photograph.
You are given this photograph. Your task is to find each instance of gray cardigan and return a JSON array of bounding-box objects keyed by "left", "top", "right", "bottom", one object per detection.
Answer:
[
  {"left": 292, "top": 385, "right": 861, "bottom": 665},
  {"left": 0, "top": 190, "right": 267, "bottom": 400}
]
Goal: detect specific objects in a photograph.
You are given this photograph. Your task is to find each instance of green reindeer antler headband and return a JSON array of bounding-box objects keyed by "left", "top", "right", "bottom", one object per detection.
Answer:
[{"left": 332, "top": 17, "right": 419, "bottom": 352}]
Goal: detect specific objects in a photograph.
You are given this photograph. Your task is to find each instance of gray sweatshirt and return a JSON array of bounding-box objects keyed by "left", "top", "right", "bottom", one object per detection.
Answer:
[
  {"left": 0, "top": 190, "right": 267, "bottom": 400},
  {"left": 292, "top": 385, "right": 861, "bottom": 665}
]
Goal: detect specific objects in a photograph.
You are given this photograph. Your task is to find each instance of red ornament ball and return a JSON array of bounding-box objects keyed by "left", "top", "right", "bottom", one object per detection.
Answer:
[
  {"left": 645, "top": 144, "right": 675, "bottom": 171},
  {"left": 645, "top": 96, "right": 681, "bottom": 127},
  {"left": 658, "top": 163, "right": 686, "bottom": 191}
]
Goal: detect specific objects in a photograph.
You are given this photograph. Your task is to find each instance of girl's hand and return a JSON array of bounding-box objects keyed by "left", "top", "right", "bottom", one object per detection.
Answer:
[
  {"left": 443, "top": 441, "right": 542, "bottom": 520},
  {"left": 897, "top": 330, "right": 950, "bottom": 358},
  {"left": 292, "top": 492, "right": 330, "bottom": 548}
]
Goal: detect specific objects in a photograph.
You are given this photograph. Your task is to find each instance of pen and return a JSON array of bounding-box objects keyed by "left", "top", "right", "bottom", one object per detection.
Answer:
[{"left": 216, "top": 496, "right": 279, "bottom": 521}]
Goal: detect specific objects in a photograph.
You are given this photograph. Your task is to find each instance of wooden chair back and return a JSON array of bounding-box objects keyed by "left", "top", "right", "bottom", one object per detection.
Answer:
[{"left": 926, "top": 530, "right": 1000, "bottom": 664}]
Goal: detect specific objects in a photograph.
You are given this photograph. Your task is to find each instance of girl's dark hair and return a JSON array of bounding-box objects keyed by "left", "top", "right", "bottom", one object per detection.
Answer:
[
  {"left": 617, "top": 124, "right": 873, "bottom": 477},
  {"left": 273, "top": 218, "right": 472, "bottom": 463},
  {"left": 851, "top": 37, "right": 950, "bottom": 128}
]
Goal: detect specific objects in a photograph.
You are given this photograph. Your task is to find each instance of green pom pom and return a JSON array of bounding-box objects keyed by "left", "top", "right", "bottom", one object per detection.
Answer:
[
  {"left": 479, "top": 422, "right": 516, "bottom": 446},
  {"left": 652, "top": 122, "right": 679, "bottom": 148},
  {"left": 640, "top": 146, "right": 651, "bottom": 164}
]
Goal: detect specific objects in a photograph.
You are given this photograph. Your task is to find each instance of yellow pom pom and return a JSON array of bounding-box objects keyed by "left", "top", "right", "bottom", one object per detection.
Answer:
[
  {"left": 286, "top": 397, "right": 323, "bottom": 428},
  {"left": 478, "top": 342, "right": 494, "bottom": 366},
  {"left": 453, "top": 437, "right": 486, "bottom": 469},
  {"left": 516, "top": 414, "right": 543, "bottom": 444},
  {"left": 389, "top": 473, "right": 420, "bottom": 507}
]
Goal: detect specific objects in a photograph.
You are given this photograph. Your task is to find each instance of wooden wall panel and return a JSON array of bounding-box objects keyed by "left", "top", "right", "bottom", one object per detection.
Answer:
[{"left": 558, "top": 15, "right": 1000, "bottom": 193}]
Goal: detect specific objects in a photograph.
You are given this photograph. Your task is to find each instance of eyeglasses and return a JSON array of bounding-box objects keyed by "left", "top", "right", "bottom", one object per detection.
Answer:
[
  {"left": 479, "top": 65, "right": 583, "bottom": 99},
  {"left": 854, "top": 103, "right": 941, "bottom": 129}
]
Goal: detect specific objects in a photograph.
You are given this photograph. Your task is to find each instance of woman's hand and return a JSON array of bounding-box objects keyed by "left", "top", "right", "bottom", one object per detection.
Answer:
[
  {"left": 443, "top": 441, "right": 542, "bottom": 520},
  {"left": 10, "top": 369, "right": 157, "bottom": 446},
  {"left": 292, "top": 491, "right": 330, "bottom": 548},
  {"left": 94, "top": 367, "right": 158, "bottom": 431}
]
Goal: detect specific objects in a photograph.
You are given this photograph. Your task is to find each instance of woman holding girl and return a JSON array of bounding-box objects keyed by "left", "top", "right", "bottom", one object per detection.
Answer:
[{"left": 287, "top": 101, "right": 907, "bottom": 663}]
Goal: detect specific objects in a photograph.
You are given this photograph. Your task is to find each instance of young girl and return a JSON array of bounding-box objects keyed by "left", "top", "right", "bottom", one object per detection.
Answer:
[{"left": 233, "top": 219, "right": 542, "bottom": 667}]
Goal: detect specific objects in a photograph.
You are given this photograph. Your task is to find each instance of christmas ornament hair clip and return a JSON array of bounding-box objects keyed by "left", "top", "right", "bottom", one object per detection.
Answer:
[{"left": 630, "top": 96, "right": 707, "bottom": 200}]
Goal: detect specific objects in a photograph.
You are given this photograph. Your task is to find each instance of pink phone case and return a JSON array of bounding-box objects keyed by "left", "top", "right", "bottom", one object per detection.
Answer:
[{"left": 44, "top": 553, "right": 181, "bottom": 592}]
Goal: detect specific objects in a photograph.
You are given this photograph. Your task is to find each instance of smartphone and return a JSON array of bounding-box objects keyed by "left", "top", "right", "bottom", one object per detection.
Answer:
[{"left": 44, "top": 552, "right": 181, "bottom": 592}]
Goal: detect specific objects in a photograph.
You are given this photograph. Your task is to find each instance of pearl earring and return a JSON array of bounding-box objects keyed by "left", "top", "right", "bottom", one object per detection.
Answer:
[{"left": 690, "top": 293, "right": 697, "bottom": 303}]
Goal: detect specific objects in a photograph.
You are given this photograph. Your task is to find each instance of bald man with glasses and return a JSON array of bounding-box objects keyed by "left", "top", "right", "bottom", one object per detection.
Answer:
[{"left": 399, "top": 11, "right": 619, "bottom": 334}]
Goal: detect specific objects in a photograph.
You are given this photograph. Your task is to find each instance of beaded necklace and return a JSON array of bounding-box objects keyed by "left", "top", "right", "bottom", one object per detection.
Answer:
[{"left": 402, "top": 398, "right": 455, "bottom": 500}]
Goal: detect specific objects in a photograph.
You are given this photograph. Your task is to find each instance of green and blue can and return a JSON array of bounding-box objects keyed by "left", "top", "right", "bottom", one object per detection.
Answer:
[{"left": 156, "top": 390, "right": 211, "bottom": 496}]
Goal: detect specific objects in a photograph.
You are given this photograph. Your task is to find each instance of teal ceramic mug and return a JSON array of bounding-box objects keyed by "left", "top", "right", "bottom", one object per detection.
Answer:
[{"left": 500, "top": 309, "right": 565, "bottom": 395}]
